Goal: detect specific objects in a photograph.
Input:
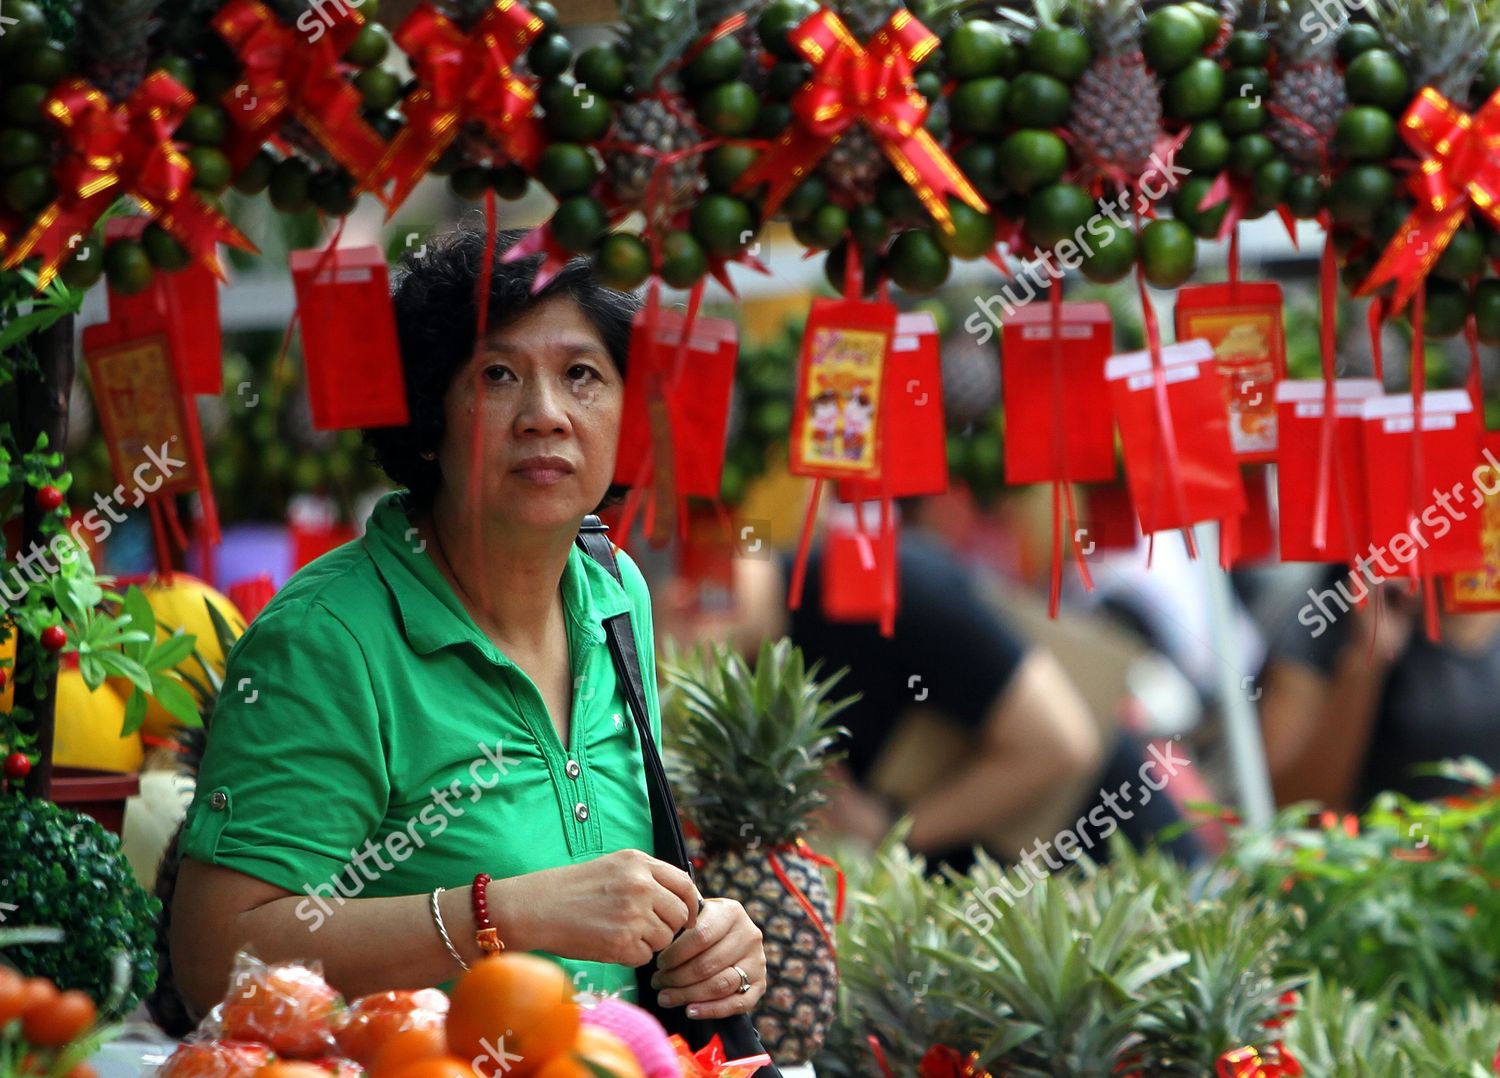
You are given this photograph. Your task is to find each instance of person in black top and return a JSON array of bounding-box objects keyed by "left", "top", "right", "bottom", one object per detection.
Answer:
[
  {"left": 1260, "top": 565, "right": 1500, "bottom": 809},
  {"left": 652, "top": 514, "right": 1205, "bottom": 872}
]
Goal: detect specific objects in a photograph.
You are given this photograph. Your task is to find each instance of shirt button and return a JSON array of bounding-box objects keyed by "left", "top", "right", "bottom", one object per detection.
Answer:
[
  {"left": 565, "top": 759, "right": 581, "bottom": 779},
  {"left": 574, "top": 802, "right": 589, "bottom": 822},
  {"left": 209, "top": 791, "right": 228, "bottom": 811}
]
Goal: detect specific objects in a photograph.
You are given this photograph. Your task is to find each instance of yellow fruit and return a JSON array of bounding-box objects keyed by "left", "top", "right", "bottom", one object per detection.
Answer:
[
  {"left": 53, "top": 668, "right": 141, "bottom": 773},
  {"left": 0, "top": 631, "right": 13, "bottom": 711},
  {"left": 105, "top": 574, "right": 246, "bottom": 738}
]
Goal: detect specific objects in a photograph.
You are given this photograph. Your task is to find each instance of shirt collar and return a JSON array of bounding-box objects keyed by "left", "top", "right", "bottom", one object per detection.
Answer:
[{"left": 362, "top": 490, "right": 633, "bottom": 660}]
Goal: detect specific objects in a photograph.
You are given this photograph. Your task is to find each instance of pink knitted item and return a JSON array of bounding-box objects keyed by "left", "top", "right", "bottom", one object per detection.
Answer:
[{"left": 579, "top": 998, "right": 680, "bottom": 1078}]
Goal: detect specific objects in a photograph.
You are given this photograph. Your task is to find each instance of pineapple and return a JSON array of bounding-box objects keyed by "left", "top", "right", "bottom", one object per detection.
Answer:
[
  {"left": 77, "top": 0, "right": 161, "bottom": 102},
  {"left": 607, "top": 0, "right": 706, "bottom": 221},
  {"left": 1067, "top": 0, "right": 1163, "bottom": 181},
  {"left": 940, "top": 332, "right": 1002, "bottom": 430},
  {"left": 1267, "top": 0, "right": 1347, "bottom": 169},
  {"left": 1279, "top": 974, "right": 1408, "bottom": 1078},
  {"left": 662, "top": 637, "right": 856, "bottom": 1066},
  {"left": 1367, "top": 0, "right": 1500, "bottom": 104}
]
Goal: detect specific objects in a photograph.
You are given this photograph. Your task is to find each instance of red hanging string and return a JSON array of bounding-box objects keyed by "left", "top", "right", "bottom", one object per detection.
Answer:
[
  {"left": 1368, "top": 294, "right": 1388, "bottom": 384},
  {"left": 146, "top": 497, "right": 173, "bottom": 576},
  {"left": 766, "top": 839, "right": 842, "bottom": 958},
  {"left": 1311, "top": 224, "right": 1339, "bottom": 550},
  {"left": 786, "top": 478, "right": 824, "bottom": 611},
  {"left": 1409, "top": 284, "right": 1441, "bottom": 642},
  {"left": 1133, "top": 257, "right": 1198, "bottom": 559}
]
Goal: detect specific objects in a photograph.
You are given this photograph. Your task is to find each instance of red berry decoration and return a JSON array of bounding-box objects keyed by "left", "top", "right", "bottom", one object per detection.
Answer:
[
  {"left": 36, "top": 485, "right": 63, "bottom": 511},
  {"left": 0, "top": 668, "right": 7, "bottom": 689},
  {"left": 40, "top": 625, "right": 66, "bottom": 652},
  {"left": 4, "top": 753, "right": 30, "bottom": 780}
]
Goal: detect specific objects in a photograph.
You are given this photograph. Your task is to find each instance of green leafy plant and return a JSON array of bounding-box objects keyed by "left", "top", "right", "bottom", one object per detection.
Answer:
[{"left": 0, "top": 796, "right": 159, "bottom": 1013}]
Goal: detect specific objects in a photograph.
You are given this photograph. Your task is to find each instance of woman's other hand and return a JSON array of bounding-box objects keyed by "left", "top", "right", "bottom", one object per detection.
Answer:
[
  {"left": 649, "top": 897, "right": 766, "bottom": 1018},
  {"left": 495, "top": 849, "right": 701, "bottom": 968}
]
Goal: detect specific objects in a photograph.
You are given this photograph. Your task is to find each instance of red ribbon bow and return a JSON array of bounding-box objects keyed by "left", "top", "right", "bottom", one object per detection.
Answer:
[
  {"left": 1217, "top": 1042, "right": 1303, "bottom": 1077},
  {"left": 0, "top": 72, "right": 254, "bottom": 288},
  {"left": 214, "top": 0, "right": 391, "bottom": 198},
  {"left": 732, "top": 8, "right": 987, "bottom": 234},
  {"left": 1357, "top": 85, "right": 1500, "bottom": 311},
  {"left": 379, "top": 0, "right": 545, "bottom": 215}
]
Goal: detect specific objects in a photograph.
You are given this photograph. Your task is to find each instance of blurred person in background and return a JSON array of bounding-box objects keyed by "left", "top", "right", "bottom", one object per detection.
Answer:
[
  {"left": 1258, "top": 566, "right": 1500, "bottom": 810},
  {"left": 649, "top": 500, "right": 1207, "bottom": 873}
]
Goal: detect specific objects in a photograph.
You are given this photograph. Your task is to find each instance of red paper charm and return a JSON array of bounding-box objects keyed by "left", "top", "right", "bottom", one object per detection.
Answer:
[
  {"left": 1444, "top": 433, "right": 1500, "bottom": 611},
  {"left": 1274, "top": 379, "right": 1380, "bottom": 562},
  {"left": 822, "top": 503, "right": 899, "bottom": 623},
  {"left": 789, "top": 297, "right": 897, "bottom": 480},
  {"left": 1221, "top": 465, "right": 1275, "bottom": 566},
  {"left": 1001, "top": 300, "right": 1115, "bottom": 485},
  {"left": 289, "top": 245, "right": 409, "bottom": 430},
  {"left": 1106, "top": 339, "right": 1245, "bottom": 535}
]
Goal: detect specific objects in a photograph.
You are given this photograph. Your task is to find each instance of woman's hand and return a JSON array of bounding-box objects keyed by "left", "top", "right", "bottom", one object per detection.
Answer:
[
  {"left": 494, "top": 849, "right": 701, "bottom": 968},
  {"left": 649, "top": 898, "right": 766, "bottom": 1019}
]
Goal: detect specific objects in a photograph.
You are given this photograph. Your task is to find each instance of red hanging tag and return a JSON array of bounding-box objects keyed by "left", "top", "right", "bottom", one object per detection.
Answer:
[
  {"left": 1274, "top": 379, "right": 1382, "bottom": 562},
  {"left": 821, "top": 504, "right": 900, "bottom": 622},
  {"left": 288, "top": 495, "right": 357, "bottom": 570},
  {"left": 1001, "top": 300, "right": 1116, "bottom": 485},
  {"left": 1442, "top": 432, "right": 1500, "bottom": 611},
  {"left": 1174, "top": 281, "right": 1286, "bottom": 462},
  {"left": 1361, "top": 389, "right": 1487, "bottom": 576},
  {"left": 789, "top": 297, "right": 898, "bottom": 480},
  {"left": 1106, "top": 339, "right": 1245, "bottom": 534},
  {"left": 676, "top": 500, "right": 737, "bottom": 611},
  {"left": 1081, "top": 482, "right": 1139, "bottom": 551},
  {"left": 836, "top": 310, "right": 947, "bottom": 502},
  {"left": 1220, "top": 464, "right": 1275, "bottom": 567},
  {"left": 289, "top": 245, "right": 409, "bottom": 430}
]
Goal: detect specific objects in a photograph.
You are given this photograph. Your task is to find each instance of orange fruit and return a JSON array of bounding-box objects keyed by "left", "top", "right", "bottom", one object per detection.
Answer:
[
  {"left": 222, "top": 964, "right": 342, "bottom": 1059},
  {"left": 533, "top": 1028, "right": 645, "bottom": 1078},
  {"left": 21, "top": 988, "right": 97, "bottom": 1046},
  {"left": 0, "top": 967, "right": 28, "bottom": 1023},
  {"left": 446, "top": 955, "right": 578, "bottom": 1078},
  {"left": 335, "top": 989, "right": 449, "bottom": 1067},
  {"left": 158, "top": 1041, "right": 275, "bottom": 1078},
  {"left": 388, "top": 1057, "right": 478, "bottom": 1078},
  {"left": 257, "top": 1064, "right": 332, "bottom": 1078},
  {"left": 307, "top": 1060, "right": 362, "bottom": 1078},
  {"left": 371, "top": 1028, "right": 450, "bottom": 1078}
]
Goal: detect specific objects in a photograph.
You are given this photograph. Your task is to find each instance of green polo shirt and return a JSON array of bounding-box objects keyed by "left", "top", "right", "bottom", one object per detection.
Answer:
[{"left": 181, "top": 489, "right": 660, "bottom": 1001}]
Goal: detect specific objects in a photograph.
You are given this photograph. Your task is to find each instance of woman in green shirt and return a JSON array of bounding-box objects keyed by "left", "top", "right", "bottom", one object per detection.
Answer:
[{"left": 170, "top": 227, "right": 767, "bottom": 1025}]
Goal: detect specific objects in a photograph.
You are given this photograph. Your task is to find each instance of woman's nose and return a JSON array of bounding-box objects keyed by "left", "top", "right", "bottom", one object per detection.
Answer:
[{"left": 514, "top": 375, "right": 569, "bottom": 434}]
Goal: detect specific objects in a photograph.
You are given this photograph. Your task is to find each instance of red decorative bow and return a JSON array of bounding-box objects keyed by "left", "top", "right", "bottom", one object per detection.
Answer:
[
  {"left": 214, "top": 0, "right": 390, "bottom": 196},
  {"left": 379, "top": 0, "right": 545, "bottom": 215},
  {"left": 1357, "top": 85, "right": 1500, "bottom": 311},
  {"left": 732, "top": 8, "right": 987, "bottom": 234},
  {"left": 919, "top": 1044, "right": 992, "bottom": 1078},
  {"left": 667, "top": 1033, "right": 772, "bottom": 1078},
  {"left": 1217, "top": 1042, "right": 1303, "bottom": 1077},
  {"left": 0, "top": 72, "right": 254, "bottom": 288}
]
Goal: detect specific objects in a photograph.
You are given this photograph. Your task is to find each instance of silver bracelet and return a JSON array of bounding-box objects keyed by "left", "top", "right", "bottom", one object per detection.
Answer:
[{"left": 430, "top": 886, "right": 470, "bottom": 971}]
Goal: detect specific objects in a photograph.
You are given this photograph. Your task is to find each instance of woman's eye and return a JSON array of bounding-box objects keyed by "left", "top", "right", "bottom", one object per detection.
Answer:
[
  {"left": 567, "top": 364, "right": 601, "bottom": 383},
  {"left": 483, "top": 365, "right": 514, "bottom": 383}
]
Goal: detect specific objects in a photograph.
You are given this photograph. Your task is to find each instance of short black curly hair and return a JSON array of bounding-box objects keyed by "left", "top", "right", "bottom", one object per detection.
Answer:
[{"left": 364, "top": 222, "right": 640, "bottom": 513}]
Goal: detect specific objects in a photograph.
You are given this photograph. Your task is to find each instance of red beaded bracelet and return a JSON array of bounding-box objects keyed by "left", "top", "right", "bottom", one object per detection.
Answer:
[{"left": 472, "top": 873, "right": 505, "bottom": 956}]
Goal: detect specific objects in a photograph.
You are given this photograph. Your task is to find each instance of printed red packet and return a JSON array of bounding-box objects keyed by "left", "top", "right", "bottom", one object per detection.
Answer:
[
  {"left": 1443, "top": 434, "right": 1500, "bottom": 611},
  {"left": 289, "top": 245, "right": 408, "bottom": 430},
  {"left": 789, "top": 297, "right": 897, "bottom": 481},
  {"left": 1105, "top": 339, "right": 1245, "bottom": 535},
  {"left": 837, "top": 310, "right": 947, "bottom": 502},
  {"left": 1002, "top": 300, "right": 1115, "bottom": 485},
  {"left": 1361, "top": 390, "right": 1486, "bottom": 576},
  {"left": 82, "top": 325, "right": 200, "bottom": 497},
  {"left": 1274, "top": 379, "right": 1381, "bottom": 562},
  {"left": 1175, "top": 281, "right": 1285, "bottom": 461}
]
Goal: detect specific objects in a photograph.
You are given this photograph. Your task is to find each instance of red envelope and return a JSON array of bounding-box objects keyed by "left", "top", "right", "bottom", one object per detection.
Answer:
[
  {"left": 676, "top": 502, "right": 736, "bottom": 602},
  {"left": 1105, "top": 339, "right": 1245, "bottom": 535},
  {"left": 821, "top": 505, "right": 900, "bottom": 623},
  {"left": 82, "top": 323, "right": 201, "bottom": 497},
  {"left": 104, "top": 217, "right": 224, "bottom": 395},
  {"left": 1221, "top": 465, "right": 1275, "bottom": 566},
  {"left": 1443, "top": 435, "right": 1500, "bottom": 611},
  {"left": 1361, "top": 390, "right": 1486, "bottom": 577},
  {"left": 1080, "top": 482, "right": 1137, "bottom": 551},
  {"left": 289, "top": 245, "right": 408, "bottom": 430},
  {"left": 837, "top": 310, "right": 948, "bottom": 502},
  {"left": 1002, "top": 301, "right": 1115, "bottom": 485},
  {"left": 1274, "top": 379, "right": 1381, "bottom": 563},
  {"left": 1175, "top": 281, "right": 1285, "bottom": 462},
  {"left": 614, "top": 311, "right": 737, "bottom": 498},
  {"left": 789, "top": 297, "right": 897, "bottom": 481}
]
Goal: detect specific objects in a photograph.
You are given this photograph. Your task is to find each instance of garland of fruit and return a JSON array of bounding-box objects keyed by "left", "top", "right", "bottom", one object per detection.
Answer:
[{"left": 0, "top": 0, "right": 1495, "bottom": 331}]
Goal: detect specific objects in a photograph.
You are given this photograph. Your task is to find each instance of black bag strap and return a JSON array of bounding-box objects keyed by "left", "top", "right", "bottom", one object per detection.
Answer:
[{"left": 574, "top": 517, "right": 694, "bottom": 877}]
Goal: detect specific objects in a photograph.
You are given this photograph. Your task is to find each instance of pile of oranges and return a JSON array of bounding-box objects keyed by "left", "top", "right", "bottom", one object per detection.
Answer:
[
  {"left": 157, "top": 954, "right": 655, "bottom": 1078},
  {"left": 0, "top": 966, "right": 103, "bottom": 1078}
]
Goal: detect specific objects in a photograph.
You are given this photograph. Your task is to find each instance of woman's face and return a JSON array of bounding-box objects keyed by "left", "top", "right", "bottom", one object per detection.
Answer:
[{"left": 435, "top": 295, "right": 623, "bottom": 534}]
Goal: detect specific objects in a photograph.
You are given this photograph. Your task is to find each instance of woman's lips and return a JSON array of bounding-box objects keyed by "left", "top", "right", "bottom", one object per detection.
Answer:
[{"left": 512, "top": 458, "right": 575, "bottom": 485}]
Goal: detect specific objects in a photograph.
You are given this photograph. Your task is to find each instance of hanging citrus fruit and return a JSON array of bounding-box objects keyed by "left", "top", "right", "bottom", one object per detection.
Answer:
[
  {"left": 888, "top": 229, "right": 951, "bottom": 292},
  {"left": 1334, "top": 106, "right": 1396, "bottom": 160},
  {"left": 143, "top": 222, "right": 192, "bottom": 271},
  {"left": 1024, "top": 182, "right": 1094, "bottom": 249},
  {"left": 1004, "top": 71, "right": 1071, "bottom": 126},
  {"left": 574, "top": 44, "right": 628, "bottom": 97},
  {"left": 1079, "top": 218, "right": 1137, "bottom": 283},
  {"left": 536, "top": 143, "right": 598, "bottom": 198},
  {"left": 1143, "top": 6, "right": 1205, "bottom": 75},
  {"left": 659, "top": 229, "right": 707, "bottom": 288},
  {"left": 949, "top": 76, "right": 1009, "bottom": 134},
  {"left": 1140, "top": 218, "right": 1197, "bottom": 287},
  {"left": 551, "top": 196, "right": 608, "bottom": 253},
  {"left": 936, "top": 200, "right": 995, "bottom": 259},
  {"left": 696, "top": 80, "right": 758, "bottom": 136},
  {"left": 1164, "top": 58, "right": 1223, "bottom": 119},
  {"left": 945, "top": 20, "right": 1015, "bottom": 79},
  {"left": 1024, "top": 26, "right": 1091, "bottom": 81},
  {"left": 1345, "top": 49, "right": 1409, "bottom": 111},
  {"left": 691, "top": 193, "right": 755, "bottom": 256},
  {"left": 105, "top": 239, "right": 154, "bottom": 295}
]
